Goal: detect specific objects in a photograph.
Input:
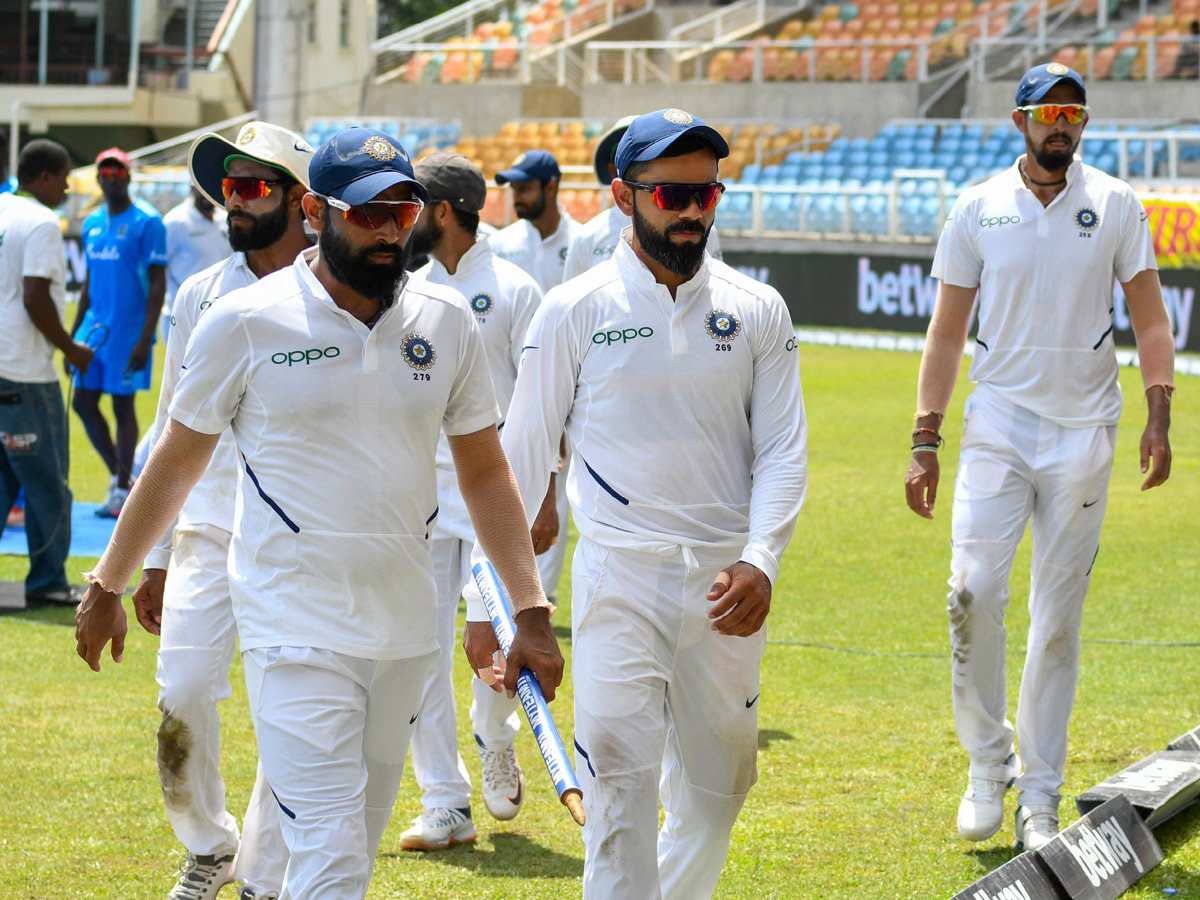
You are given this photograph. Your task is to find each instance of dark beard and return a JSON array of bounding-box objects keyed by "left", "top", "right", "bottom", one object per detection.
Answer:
[
  {"left": 1029, "top": 134, "right": 1076, "bottom": 173},
  {"left": 407, "top": 215, "right": 442, "bottom": 260},
  {"left": 228, "top": 199, "right": 290, "bottom": 252},
  {"left": 319, "top": 215, "right": 409, "bottom": 305},
  {"left": 631, "top": 200, "right": 709, "bottom": 278},
  {"left": 515, "top": 193, "right": 546, "bottom": 220}
]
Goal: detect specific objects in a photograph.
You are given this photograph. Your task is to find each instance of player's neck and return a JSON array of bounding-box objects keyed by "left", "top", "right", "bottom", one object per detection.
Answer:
[
  {"left": 629, "top": 235, "right": 695, "bottom": 300},
  {"left": 245, "top": 226, "right": 312, "bottom": 280},
  {"left": 106, "top": 196, "right": 132, "bottom": 216},
  {"left": 1019, "top": 155, "right": 1068, "bottom": 206},
  {"left": 432, "top": 229, "right": 476, "bottom": 276},
  {"left": 532, "top": 205, "right": 561, "bottom": 241}
]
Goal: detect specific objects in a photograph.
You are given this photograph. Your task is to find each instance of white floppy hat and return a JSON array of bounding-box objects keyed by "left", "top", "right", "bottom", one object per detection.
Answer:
[{"left": 188, "top": 121, "right": 315, "bottom": 207}]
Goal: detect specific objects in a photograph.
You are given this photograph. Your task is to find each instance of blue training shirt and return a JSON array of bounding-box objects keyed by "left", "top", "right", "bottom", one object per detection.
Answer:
[{"left": 81, "top": 198, "right": 168, "bottom": 344}]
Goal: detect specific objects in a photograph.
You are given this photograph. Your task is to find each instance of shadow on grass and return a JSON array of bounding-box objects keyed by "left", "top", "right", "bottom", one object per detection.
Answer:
[
  {"left": 1153, "top": 801, "right": 1200, "bottom": 856},
  {"left": 552, "top": 623, "right": 572, "bottom": 643},
  {"left": 758, "top": 729, "right": 795, "bottom": 750},
  {"left": 383, "top": 831, "right": 581, "bottom": 878},
  {"left": 0, "top": 602, "right": 75, "bottom": 625},
  {"left": 965, "top": 845, "right": 1018, "bottom": 874}
]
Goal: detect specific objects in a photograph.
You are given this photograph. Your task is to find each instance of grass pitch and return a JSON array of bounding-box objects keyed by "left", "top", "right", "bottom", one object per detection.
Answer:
[{"left": 1, "top": 342, "right": 1197, "bottom": 899}]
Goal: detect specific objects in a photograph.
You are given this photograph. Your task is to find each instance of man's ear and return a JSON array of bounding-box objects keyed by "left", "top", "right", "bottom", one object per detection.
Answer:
[
  {"left": 301, "top": 192, "right": 325, "bottom": 233},
  {"left": 612, "top": 179, "right": 635, "bottom": 217}
]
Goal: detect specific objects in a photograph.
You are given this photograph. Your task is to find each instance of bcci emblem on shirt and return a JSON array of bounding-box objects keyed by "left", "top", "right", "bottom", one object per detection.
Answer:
[
  {"left": 470, "top": 293, "right": 495, "bottom": 318},
  {"left": 403, "top": 333, "right": 437, "bottom": 370},
  {"left": 1075, "top": 207, "right": 1100, "bottom": 231},
  {"left": 706, "top": 309, "right": 741, "bottom": 342}
]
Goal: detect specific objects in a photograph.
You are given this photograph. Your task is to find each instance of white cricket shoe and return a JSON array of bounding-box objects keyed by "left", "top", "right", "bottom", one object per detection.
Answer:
[
  {"left": 476, "top": 734, "right": 524, "bottom": 821},
  {"left": 167, "top": 851, "right": 236, "bottom": 900},
  {"left": 957, "top": 751, "right": 1022, "bottom": 841},
  {"left": 399, "top": 807, "right": 478, "bottom": 851},
  {"left": 239, "top": 890, "right": 279, "bottom": 900},
  {"left": 1015, "top": 804, "right": 1060, "bottom": 852}
]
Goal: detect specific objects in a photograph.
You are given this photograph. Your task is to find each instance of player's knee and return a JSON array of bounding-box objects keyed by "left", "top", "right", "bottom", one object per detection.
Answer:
[
  {"left": 157, "top": 654, "right": 225, "bottom": 713},
  {"left": 948, "top": 546, "right": 1010, "bottom": 623}
]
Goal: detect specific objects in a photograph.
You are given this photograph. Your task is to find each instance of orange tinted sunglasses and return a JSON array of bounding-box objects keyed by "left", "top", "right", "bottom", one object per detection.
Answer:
[
  {"left": 1018, "top": 104, "right": 1089, "bottom": 125},
  {"left": 319, "top": 193, "right": 425, "bottom": 230}
]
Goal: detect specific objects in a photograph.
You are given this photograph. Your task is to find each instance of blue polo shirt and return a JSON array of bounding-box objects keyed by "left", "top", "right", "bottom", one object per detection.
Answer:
[{"left": 81, "top": 199, "right": 167, "bottom": 337}]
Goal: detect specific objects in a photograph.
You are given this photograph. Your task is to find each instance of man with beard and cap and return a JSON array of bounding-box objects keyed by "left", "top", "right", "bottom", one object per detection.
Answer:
[
  {"left": 125, "top": 121, "right": 313, "bottom": 900},
  {"left": 74, "top": 126, "right": 563, "bottom": 900},
  {"left": 563, "top": 115, "right": 721, "bottom": 283},
  {"left": 462, "top": 108, "right": 807, "bottom": 900},
  {"left": 161, "top": 186, "right": 228, "bottom": 342},
  {"left": 905, "top": 63, "right": 1175, "bottom": 851},
  {"left": 70, "top": 147, "right": 168, "bottom": 517},
  {"left": 490, "top": 150, "right": 578, "bottom": 608},
  {"left": 397, "top": 151, "right": 545, "bottom": 850}
]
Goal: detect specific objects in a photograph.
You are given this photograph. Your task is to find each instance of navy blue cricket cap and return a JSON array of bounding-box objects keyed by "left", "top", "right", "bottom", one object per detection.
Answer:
[
  {"left": 1016, "top": 62, "right": 1086, "bottom": 107},
  {"left": 308, "top": 127, "right": 429, "bottom": 205},
  {"left": 495, "top": 149, "right": 561, "bottom": 185},
  {"left": 615, "top": 108, "right": 729, "bottom": 179}
]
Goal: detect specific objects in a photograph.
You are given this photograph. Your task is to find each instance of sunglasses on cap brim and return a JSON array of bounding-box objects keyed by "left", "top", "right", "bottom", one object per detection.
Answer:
[
  {"left": 1017, "top": 104, "right": 1089, "bottom": 125},
  {"left": 316, "top": 193, "right": 425, "bottom": 230},
  {"left": 624, "top": 181, "right": 726, "bottom": 212}
]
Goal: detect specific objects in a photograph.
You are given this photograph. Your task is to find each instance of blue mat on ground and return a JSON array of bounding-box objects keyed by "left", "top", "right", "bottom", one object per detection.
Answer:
[{"left": 1, "top": 503, "right": 117, "bottom": 559}]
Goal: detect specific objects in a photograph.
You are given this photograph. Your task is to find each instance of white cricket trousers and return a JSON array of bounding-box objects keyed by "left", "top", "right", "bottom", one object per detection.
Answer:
[
  {"left": 949, "top": 388, "right": 1116, "bottom": 808},
  {"left": 242, "top": 645, "right": 435, "bottom": 900},
  {"left": 156, "top": 524, "right": 286, "bottom": 894},
  {"left": 571, "top": 538, "right": 763, "bottom": 900}
]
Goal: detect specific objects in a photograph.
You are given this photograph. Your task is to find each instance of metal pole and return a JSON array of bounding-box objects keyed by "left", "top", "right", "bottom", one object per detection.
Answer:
[
  {"left": 95, "top": 0, "right": 107, "bottom": 73},
  {"left": 129, "top": 0, "right": 143, "bottom": 90},
  {"left": 185, "top": 0, "right": 196, "bottom": 87},
  {"left": 38, "top": 0, "right": 48, "bottom": 85}
]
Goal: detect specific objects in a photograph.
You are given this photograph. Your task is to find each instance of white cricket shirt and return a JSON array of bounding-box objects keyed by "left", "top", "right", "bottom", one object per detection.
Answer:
[
  {"left": 163, "top": 200, "right": 229, "bottom": 315},
  {"left": 932, "top": 156, "right": 1156, "bottom": 427},
  {"left": 466, "top": 229, "right": 807, "bottom": 619},
  {"left": 143, "top": 252, "right": 256, "bottom": 571},
  {"left": 0, "top": 193, "right": 67, "bottom": 383},
  {"left": 409, "top": 237, "right": 543, "bottom": 543},
  {"left": 488, "top": 205, "right": 579, "bottom": 293},
  {"left": 563, "top": 205, "right": 723, "bottom": 284},
  {"left": 169, "top": 248, "right": 500, "bottom": 659}
]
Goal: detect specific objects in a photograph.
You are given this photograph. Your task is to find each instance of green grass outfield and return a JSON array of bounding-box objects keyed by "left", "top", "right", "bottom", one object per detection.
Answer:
[{"left": 1, "top": 342, "right": 1197, "bottom": 899}]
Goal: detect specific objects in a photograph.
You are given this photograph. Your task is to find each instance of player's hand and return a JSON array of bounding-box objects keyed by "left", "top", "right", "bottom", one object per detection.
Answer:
[
  {"left": 505, "top": 607, "right": 564, "bottom": 702},
  {"left": 74, "top": 583, "right": 127, "bottom": 672},
  {"left": 530, "top": 479, "right": 559, "bottom": 556},
  {"left": 464, "top": 620, "right": 504, "bottom": 693},
  {"left": 708, "top": 561, "right": 772, "bottom": 637},
  {"left": 905, "top": 450, "right": 940, "bottom": 519},
  {"left": 126, "top": 339, "right": 152, "bottom": 374},
  {"left": 132, "top": 568, "right": 167, "bottom": 635},
  {"left": 67, "top": 342, "right": 94, "bottom": 375},
  {"left": 1139, "top": 406, "right": 1171, "bottom": 490}
]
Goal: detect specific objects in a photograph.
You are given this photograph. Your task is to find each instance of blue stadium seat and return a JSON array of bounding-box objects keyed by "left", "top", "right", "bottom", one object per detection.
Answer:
[
  {"left": 720, "top": 191, "right": 753, "bottom": 230},
  {"left": 868, "top": 150, "right": 890, "bottom": 168},
  {"left": 893, "top": 151, "right": 917, "bottom": 169},
  {"left": 823, "top": 165, "right": 845, "bottom": 181},
  {"left": 947, "top": 165, "right": 968, "bottom": 186},
  {"left": 740, "top": 164, "right": 761, "bottom": 183},
  {"left": 847, "top": 165, "right": 870, "bottom": 183}
]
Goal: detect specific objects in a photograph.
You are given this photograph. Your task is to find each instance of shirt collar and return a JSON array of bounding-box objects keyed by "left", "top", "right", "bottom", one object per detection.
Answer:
[
  {"left": 1010, "top": 153, "right": 1083, "bottom": 193},
  {"left": 613, "top": 225, "right": 711, "bottom": 300}
]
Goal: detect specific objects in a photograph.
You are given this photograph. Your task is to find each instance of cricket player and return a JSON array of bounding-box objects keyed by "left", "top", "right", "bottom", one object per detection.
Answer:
[
  {"left": 489, "top": 149, "right": 578, "bottom": 606},
  {"left": 464, "top": 108, "right": 807, "bottom": 900},
  {"left": 74, "top": 127, "right": 562, "bottom": 900},
  {"left": 398, "top": 151, "right": 545, "bottom": 849},
  {"left": 130, "top": 121, "right": 314, "bottom": 900},
  {"left": 70, "top": 148, "right": 167, "bottom": 517},
  {"left": 905, "top": 63, "right": 1174, "bottom": 851},
  {"left": 563, "top": 116, "right": 721, "bottom": 283}
]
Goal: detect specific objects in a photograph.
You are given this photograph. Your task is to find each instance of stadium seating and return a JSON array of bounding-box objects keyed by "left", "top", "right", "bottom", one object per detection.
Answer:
[
  {"left": 304, "top": 119, "right": 460, "bottom": 157},
  {"left": 1051, "top": 0, "right": 1200, "bottom": 80}
]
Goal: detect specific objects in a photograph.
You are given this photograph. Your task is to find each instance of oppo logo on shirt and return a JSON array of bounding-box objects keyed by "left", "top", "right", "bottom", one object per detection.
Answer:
[
  {"left": 592, "top": 326, "right": 654, "bottom": 346},
  {"left": 979, "top": 215, "right": 1021, "bottom": 228},
  {"left": 271, "top": 347, "right": 342, "bottom": 366}
]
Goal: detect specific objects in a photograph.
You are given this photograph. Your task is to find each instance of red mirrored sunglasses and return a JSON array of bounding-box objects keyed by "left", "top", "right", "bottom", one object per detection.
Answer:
[
  {"left": 319, "top": 193, "right": 425, "bottom": 230},
  {"left": 222, "top": 177, "right": 290, "bottom": 201},
  {"left": 624, "top": 181, "right": 726, "bottom": 212}
]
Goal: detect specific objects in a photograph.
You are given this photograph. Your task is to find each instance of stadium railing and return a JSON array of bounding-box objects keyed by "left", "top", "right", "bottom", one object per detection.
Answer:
[{"left": 971, "top": 33, "right": 1200, "bottom": 80}]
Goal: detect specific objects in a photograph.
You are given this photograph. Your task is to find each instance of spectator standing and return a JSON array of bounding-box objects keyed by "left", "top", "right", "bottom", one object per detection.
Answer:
[
  {"left": 70, "top": 147, "right": 167, "bottom": 517},
  {"left": 0, "top": 139, "right": 95, "bottom": 604}
]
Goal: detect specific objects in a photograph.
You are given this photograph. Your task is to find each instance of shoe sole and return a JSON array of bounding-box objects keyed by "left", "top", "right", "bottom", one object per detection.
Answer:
[{"left": 399, "top": 833, "right": 477, "bottom": 852}]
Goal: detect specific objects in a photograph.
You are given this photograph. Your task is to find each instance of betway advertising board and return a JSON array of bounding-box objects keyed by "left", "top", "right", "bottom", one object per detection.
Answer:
[{"left": 721, "top": 249, "right": 1199, "bottom": 353}]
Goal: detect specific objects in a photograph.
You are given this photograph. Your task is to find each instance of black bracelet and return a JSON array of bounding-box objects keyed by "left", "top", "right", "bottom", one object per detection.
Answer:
[{"left": 911, "top": 442, "right": 940, "bottom": 453}]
